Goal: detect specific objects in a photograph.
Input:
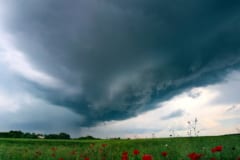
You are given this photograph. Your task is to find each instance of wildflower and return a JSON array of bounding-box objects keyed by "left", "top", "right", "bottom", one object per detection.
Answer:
[
  {"left": 133, "top": 149, "right": 140, "bottom": 155},
  {"left": 84, "top": 157, "right": 90, "bottom": 160},
  {"left": 58, "top": 158, "right": 64, "bottom": 160},
  {"left": 161, "top": 151, "right": 168, "bottom": 157},
  {"left": 51, "top": 147, "right": 57, "bottom": 152},
  {"left": 122, "top": 154, "right": 129, "bottom": 160},
  {"left": 211, "top": 146, "right": 223, "bottom": 153},
  {"left": 142, "top": 154, "right": 153, "bottom": 160},
  {"left": 211, "top": 148, "right": 216, "bottom": 153},
  {"left": 187, "top": 152, "right": 202, "bottom": 160},
  {"left": 214, "top": 146, "right": 222, "bottom": 152},
  {"left": 210, "top": 158, "right": 216, "bottom": 160},
  {"left": 122, "top": 152, "right": 129, "bottom": 160},
  {"left": 122, "top": 151, "right": 128, "bottom": 156}
]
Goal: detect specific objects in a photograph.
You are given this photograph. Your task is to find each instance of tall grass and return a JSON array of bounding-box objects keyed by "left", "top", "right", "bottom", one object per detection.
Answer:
[{"left": 0, "top": 135, "right": 239, "bottom": 160}]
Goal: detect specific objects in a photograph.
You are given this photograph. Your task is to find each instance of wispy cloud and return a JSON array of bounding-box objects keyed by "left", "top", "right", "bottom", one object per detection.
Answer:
[{"left": 161, "top": 109, "right": 185, "bottom": 120}]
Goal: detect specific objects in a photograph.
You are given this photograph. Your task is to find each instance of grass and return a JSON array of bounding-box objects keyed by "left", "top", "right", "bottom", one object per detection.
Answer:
[{"left": 0, "top": 134, "right": 239, "bottom": 160}]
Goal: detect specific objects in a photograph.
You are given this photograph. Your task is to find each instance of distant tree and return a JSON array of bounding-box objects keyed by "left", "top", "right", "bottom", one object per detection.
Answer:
[
  {"left": 0, "top": 131, "right": 71, "bottom": 139},
  {"left": 109, "top": 137, "right": 121, "bottom": 140},
  {"left": 45, "top": 134, "right": 59, "bottom": 139},
  {"left": 45, "top": 133, "right": 70, "bottom": 139},
  {"left": 59, "top": 132, "right": 70, "bottom": 139},
  {"left": 0, "top": 132, "right": 9, "bottom": 138},
  {"left": 23, "top": 132, "right": 38, "bottom": 139},
  {"left": 9, "top": 130, "right": 24, "bottom": 138},
  {"left": 77, "top": 135, "right": 99, "bottom": 140}
]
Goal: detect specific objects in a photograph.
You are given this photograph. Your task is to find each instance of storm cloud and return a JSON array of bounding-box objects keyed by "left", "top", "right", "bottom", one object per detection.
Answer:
[{"left": 1, "top": 0, "right": 240, "bottom": 126}]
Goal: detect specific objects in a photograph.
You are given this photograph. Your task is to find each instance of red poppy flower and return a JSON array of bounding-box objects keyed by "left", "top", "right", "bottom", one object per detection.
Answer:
[
  {"left": 122, "top": 154, "right": 129, "bottom": 160},
  {"left": 84, "top": 157, "right": 90, "bottom": 160},
  {"left": 161, "top": 151, "right": 168, "bottom": 157},
  {"left": 237, "top": 157, "right": 240, "bottom": 160},
  {"left": 210, "top": 158, "right": 216, "bottom": 160},
  {"left": 187, "top": 152, "right": 202, "bottom": 160},
  {"left": 211, "top": 146, "right": 223, "bottom": 153},
  {"left": 122, "top": 152, "right": 129, "bottom": 160},
  {"left": 142, "top": 154, "right": 153, "bottom": 160},
  {"left": 133, "top": 149, "right": 140, "bottom": 155},
  {"left": 215, "top": 146, "right": 222, "bottom": 152},
  {"left": 211, "top": 148, "right": 216, "bottom": 153},
  {"left": 58, "top": 158, "right": 64, "bottom": 160},
  {"left": 122, "top": 151, "right": 128, "bottom": 156}
]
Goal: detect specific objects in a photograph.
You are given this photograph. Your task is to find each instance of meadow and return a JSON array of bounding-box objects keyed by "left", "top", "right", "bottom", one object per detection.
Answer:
[{"left": 0, "top": 134, "right": 239, "bottom": 160}]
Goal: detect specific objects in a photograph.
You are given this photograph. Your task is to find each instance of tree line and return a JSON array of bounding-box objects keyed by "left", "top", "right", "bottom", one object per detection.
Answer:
[
  {"left": 0, "top": 131, "right": 102, "bottom": 140},
  {"left": 0, "top": 131, "right": 70, "bottom": 139}
]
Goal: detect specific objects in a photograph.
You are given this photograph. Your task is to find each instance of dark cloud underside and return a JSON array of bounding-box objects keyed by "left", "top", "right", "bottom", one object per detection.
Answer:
[{"left": 2, "top": 0, "right": 240, "bottom": 125}]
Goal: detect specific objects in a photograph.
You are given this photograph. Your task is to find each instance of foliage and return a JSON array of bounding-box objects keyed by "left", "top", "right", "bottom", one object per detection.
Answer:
[
  {"left": 0, "top": 131, "right": 71, "bottom": 139},
  {"left": 45, "top": 133, "right": 70, "bottom": 140},
  {"left": 0, "top": 131, "right": 38, "bottom": 139}
]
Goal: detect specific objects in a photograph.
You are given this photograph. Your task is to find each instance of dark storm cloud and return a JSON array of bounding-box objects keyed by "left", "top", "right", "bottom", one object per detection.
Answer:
[
  {"left": 161, "top": 109, "right": 185, "bottom": 120},
  {"left": 2, "top": 0, "right": 240, "bottom": 125}
]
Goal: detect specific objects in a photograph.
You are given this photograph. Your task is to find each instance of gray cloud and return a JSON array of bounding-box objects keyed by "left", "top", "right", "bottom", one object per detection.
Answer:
[
  {"left": 187, "top": 90, "right": 201, "bottom": 99},
  {"left": 1, "top": 0, "right": 240, "bottom": 126},
  {"left": 226, "top": 105, "right": 237, "bottom": 112},
  {"left": 0, "top": 89, "right": 84, "bottom": 135},
  {"left": 161, "top": 109, "right": 185, "bottom": 120},
  {"left": 226, "top": 104, "right": 240, "bottom": 112}
]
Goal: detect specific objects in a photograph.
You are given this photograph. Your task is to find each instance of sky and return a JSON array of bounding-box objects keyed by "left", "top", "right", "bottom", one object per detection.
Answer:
[{"left": 0, "top": 0, "right": 240, "bottom": 138}]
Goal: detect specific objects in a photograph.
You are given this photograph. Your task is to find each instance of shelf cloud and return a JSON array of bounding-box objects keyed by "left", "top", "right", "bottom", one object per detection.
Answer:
[{"left": 1, "top": 0, "right": 240, "bottom": 127}]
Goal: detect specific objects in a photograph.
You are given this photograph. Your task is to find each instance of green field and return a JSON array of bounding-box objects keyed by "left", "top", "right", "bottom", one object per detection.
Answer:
[{"left": 0, "top": 135, "right": 239, "bottom": 160}]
